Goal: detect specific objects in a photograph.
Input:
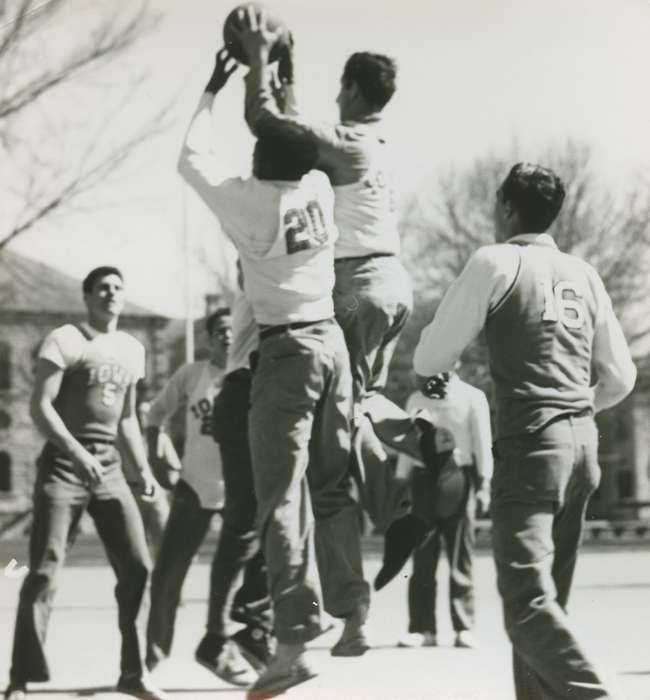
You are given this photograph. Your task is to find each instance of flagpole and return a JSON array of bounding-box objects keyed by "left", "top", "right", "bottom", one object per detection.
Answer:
[{"left": 182, "top": 183, "right": 195, "bottom": 363}]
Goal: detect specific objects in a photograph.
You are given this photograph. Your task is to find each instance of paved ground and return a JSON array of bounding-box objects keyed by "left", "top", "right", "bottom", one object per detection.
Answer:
[{"left": 1, "top": 542, "right": 649, "bottom": 700}]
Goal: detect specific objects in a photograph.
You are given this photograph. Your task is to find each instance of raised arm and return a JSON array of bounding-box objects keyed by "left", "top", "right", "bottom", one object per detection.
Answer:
[
  {"left": 229, "top": 8, "right": 344, "bottom": 163},
  {"left": 31, "top": 359, "right": 106, "bottom": 486},
  {"left": 177, "top": 47, "right": 245, "bottom": 227}
]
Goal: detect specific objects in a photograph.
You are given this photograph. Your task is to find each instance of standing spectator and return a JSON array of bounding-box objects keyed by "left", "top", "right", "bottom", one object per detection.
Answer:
[
  {"left": 395, "top": 365, "right": 492, "bottom": 649},
  {"left": 4, "top": 266, "right": 165, "bottom": 700}
]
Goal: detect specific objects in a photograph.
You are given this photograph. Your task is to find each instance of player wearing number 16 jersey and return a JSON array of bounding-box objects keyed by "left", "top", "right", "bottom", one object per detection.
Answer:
[{"left": 414, "top": 163, "right": 636, "bottom": 700}]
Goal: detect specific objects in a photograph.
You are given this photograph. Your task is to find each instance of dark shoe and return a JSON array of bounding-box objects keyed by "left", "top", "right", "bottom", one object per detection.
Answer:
[
  {"left": 331, "top": 607, "right": 370, "bottom": 657},
  {"left": 116, "top": 674, "right": 169, "bottom": 700},
  {"left": 195, "top": 635, "right": 258, "bottom": 687},
  {"left": 247, "top": 652, "right": 317, "bottom": 700},
  {"left": 144, "top": 643, "right": 165, "bottom": 674},
  {"left": 4, "top": 683, "right": 26, "bottom": 700},
  {"left": 374, "top": 513, "right": 429, "bottom": 591},
  {"left": 232, "top": 626, "right": 276, "bottom": 672}
]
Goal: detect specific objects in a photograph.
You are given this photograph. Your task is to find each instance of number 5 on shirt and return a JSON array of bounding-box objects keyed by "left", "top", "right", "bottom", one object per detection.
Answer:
[{"left": 541, "top": 279, "right": 585, "bottom": 329}]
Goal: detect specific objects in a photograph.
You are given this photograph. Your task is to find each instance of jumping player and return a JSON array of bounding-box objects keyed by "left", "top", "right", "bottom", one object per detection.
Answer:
[
  {"left": 414, "top": 163, "right": 636, "bottom": 700},
  {"left": 178, "top": 47, "right": 367, "bottom": 696},
  {"left": 237, "top": 14, "right": 445, "bottom": 556},
  {"left": 4, "top": 266, "right": 166, "bottom": 700}
]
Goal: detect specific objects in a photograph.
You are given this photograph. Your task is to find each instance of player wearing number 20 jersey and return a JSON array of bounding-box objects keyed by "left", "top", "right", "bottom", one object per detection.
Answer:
[{"left": 178, "top": 61, "right": 368, "bottom": 687}]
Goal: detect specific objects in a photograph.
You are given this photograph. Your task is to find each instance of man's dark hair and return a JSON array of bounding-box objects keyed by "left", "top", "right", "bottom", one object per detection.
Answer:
[
  {"left": 499, "top": 163, "right": 566, "bottom": 233},
  {"left": 342, "top": 52, "right": 397, "bottom": 109},
  {"left": 253, "top": 122, "right": 319, "bottom": 181},
  {"left": 205, "top": 307, "right": 231, "bottom": 335},
  {"left": 82, "top": 266, "right": 123, "bottom": 295}
]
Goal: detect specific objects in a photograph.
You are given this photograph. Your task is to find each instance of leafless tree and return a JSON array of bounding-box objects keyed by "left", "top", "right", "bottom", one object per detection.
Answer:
[
  {"left": 0, "top": 0, "right": 169, "bottom": 249},
  {"left": 388, "top": 141, "right": 650, "bottom": 400}
]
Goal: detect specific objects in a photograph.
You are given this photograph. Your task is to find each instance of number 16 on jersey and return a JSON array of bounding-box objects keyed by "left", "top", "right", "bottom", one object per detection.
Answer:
[{"left": 541, "top": 279, "right": 585, "bottom": 329}]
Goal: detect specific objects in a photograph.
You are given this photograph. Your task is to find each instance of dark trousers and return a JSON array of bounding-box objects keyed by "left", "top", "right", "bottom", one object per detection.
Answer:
[
  {"left": 249, "top": 320, "right": 368, "bottom": 644},
  {"left": 408, "top": 467, "right": 475, "bottom": 634},
  {"left": 10, "top": 443, "right": 151, "bottom": 684},
  {"left": 492, "top": 416, "right": 615, "bottom": 700},
  {"left": 207, "top": 368, "right": 271, "bottom": 637},
  {"left": 145, "top": 479, "right": 217, "bottom": 664}
]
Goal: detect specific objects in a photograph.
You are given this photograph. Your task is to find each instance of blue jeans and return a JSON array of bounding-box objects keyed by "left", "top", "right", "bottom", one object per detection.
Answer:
[
  {"left": 491, "top": 415, "right": 615, "bottom": 700},
  {"left": 249, "top": 319, "right": 368, "bottom": 644},
  {"left": 10, "top": 442, "right": 151, "bottom": 684}
]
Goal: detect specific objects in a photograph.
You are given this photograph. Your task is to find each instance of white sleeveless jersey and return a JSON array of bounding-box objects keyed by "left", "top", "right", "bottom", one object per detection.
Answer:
[
  {"left": 148, "top": 360, "right": 225, "bottom": 509},
  {"left": 235, "top": 171, "right": 338, "bottom": 325}
]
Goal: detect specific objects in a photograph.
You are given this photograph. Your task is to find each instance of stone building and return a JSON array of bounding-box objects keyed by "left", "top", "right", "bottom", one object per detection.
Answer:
[{"left": 0, "top": 250, "right": 170, "bottom": 518}]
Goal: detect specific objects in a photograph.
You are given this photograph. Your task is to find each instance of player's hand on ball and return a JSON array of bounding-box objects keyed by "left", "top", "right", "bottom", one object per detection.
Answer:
[
  {"left": 231, "top": 5, "right": 283, "bottom": 63},
  {"left": 277, "top": 33, "right": 294, "bottom": 84},
  {"left": 207, "top": 47, "right": 238, "bottom": 94}
]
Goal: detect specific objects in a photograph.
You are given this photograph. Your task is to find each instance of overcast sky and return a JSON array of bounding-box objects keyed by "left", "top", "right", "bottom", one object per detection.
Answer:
[{"left": 9, "top": 0, "right": 650, "bottom": 318}]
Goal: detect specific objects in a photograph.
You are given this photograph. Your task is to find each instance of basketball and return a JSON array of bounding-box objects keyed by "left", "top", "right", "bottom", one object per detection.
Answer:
[{"left": 223, "top": 2, "right": 291, "bottom": 65}]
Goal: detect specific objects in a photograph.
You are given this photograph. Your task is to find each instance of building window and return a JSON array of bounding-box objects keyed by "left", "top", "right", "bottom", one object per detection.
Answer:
[
  {"left": 0, "top": 409, "right": 10, "bottom": 430},
  {"left": 0, "top": 342, "right": 10, "bottom": 390},
  {"left": 0, "top": 452, "right": 11, "bottom": 493}
]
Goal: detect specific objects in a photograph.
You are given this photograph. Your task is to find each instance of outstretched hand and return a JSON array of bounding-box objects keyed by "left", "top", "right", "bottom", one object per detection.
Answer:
[
  {"left": 206, "top": 47, "right": 238, "bottom": 94},
  {"left": 230, "top": 5, "right": 283, "bottom": 64}
]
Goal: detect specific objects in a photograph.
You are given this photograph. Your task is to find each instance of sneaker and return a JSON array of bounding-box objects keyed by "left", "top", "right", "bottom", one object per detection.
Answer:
[
  {"left": 195, "top": 635, "right": 258, "bottom": 687},
  {"left": 116, "top": 674, "right": 169, "bottom": 700},
  {"left": 454, "top": 630, "right": 476, "bottom": 648},
  {"left": 4, "top": 683, "right": 26, "bottom": 700},
  {"left": 397, "top": 632, "right": 437, "bottom": 648},
  {"left": 232, "top": 626, "right": 276, "bottom": 672},
  {"left": 247, "top": 646, "right": 317, "bottom": 700},
  {"left": 330, "top": 607, "right": 370, "bottom": 657}
]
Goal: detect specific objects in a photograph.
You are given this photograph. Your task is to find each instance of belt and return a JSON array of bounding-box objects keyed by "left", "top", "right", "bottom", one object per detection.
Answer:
[
  {"left": 335, "top": 252, "right": 394, "bottom": 263},
  {"left": 259, "top": 318, "right": 333, "bottom": 341},
  {"left": 78, "top": 438, "right": 115, "bottom": 446},
  {"left": 543, "top": 406, "right": 593, "bottom": 431}
]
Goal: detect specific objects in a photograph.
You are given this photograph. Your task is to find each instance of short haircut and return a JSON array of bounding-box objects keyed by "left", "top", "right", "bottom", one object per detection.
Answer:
[
  {"left": 499, "top": 163, "right": 566, "bottom": 233},
  {"left": 342, "top": 52, "right": 397, "bottom": 109},
  {"left": 82, "top": 266, "right": 123, "bottom": 295},
  {"left": 205, "top": 307, "right": 231, "bottom": 335},
  {"left": 253, "top": 122, "right": 319, "bottom": 180}
]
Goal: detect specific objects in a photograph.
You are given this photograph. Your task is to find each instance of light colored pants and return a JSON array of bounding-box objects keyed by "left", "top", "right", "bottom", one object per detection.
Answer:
[
  {"left": 492, "top": 415, "right": 616, "bottom": 700},
  {"left": 249, "top": 319, "right": 369, "bottom": 644}
]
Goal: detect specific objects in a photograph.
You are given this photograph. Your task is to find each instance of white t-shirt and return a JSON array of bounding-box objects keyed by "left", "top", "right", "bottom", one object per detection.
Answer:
[
  {"left": 396, "top": 376, "right": 494, "bottom": 482},
  {"left": 39, "top": 324, "right": 145, "bottom": 441},
  {"left": 148, "top": 360, "right": 225, "bottom": 509}
]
